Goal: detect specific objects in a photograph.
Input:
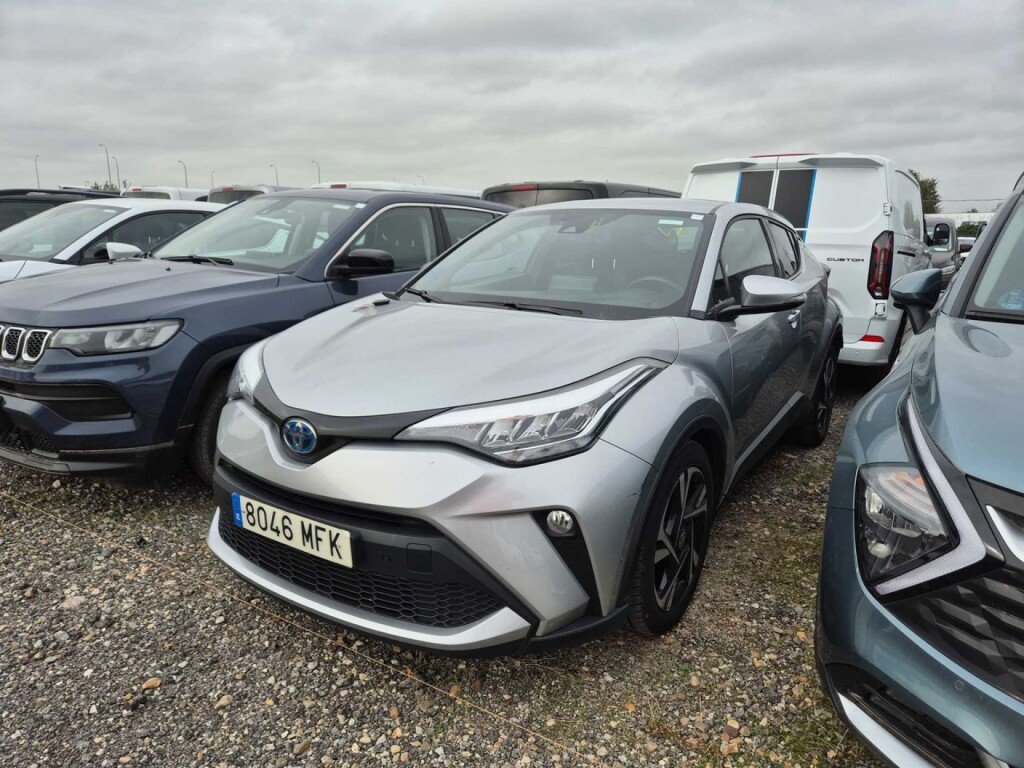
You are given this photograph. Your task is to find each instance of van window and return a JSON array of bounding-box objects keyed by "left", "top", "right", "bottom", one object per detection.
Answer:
[
  {"left": 123, "top": 191, "right": 172, "bottom": 200},
  {"left": 773, "top": 170, "right": 815, "bottom": 233},
  {"left": 766, "top": 221, "right": 800, "bottom": 277},
  {"left": 484, "top": 188, "right": 594, "bottom": 208},
  {"left": 736, "top": 171, "right": 772, "bottom": 207},
  {"left": 895, "top": 171, "right": 924, "bottom": 240}
]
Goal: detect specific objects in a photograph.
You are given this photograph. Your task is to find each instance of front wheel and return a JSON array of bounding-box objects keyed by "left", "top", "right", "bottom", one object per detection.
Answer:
[
  {"left": 627, "top": 441, "right": 713, "bottom": 636},
  {"left": 187, "top": 372, "right": 230, "bottom": 487}
]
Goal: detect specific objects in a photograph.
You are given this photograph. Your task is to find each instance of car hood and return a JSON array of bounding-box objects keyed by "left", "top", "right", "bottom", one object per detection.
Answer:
[
  {"left": 912, "top": 313, "right": 1024, "bottom": 493},
  {"left": 262, "top": 299, "right": 680, "bottom": 417},
  {"left": 0, "top": 259, "right": 276, "bottom": 327},
  {"left": 0, "top": 260, "right": 75, "bottom": 283}
]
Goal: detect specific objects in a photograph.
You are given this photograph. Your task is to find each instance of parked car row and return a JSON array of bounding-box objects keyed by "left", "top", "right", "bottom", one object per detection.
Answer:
[{"left": 0, "top": 159, "right": 1019, "bottom": 767}]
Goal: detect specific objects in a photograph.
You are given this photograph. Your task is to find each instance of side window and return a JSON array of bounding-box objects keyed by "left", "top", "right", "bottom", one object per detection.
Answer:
[
  {"left": 82, "top": 211, "right": 206, "bottom": 261},
  {"left": 354, "top": 207, "right": 437, "bottom": 270},
  {"left": 766, "top": 221, "right": 800, "bottom": 278},
  {"left": 440, "top": 208, "right": 495, "bottom": 244},
  {"left": 712, "top": 218, "right": 777, "bottom": 304}
]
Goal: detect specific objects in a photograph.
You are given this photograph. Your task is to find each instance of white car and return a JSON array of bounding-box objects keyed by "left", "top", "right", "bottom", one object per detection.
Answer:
[
  {"left": 0, "top": 198, "right": 223, "bottom": 282},
  {"left": 685, "top": 153, "right": 929, "bottom": 367}
]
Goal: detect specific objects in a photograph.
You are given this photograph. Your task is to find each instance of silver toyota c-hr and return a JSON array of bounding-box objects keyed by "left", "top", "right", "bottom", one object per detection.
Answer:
[{"left": 208, "top": 199, "right": 842, "bottom": 654}]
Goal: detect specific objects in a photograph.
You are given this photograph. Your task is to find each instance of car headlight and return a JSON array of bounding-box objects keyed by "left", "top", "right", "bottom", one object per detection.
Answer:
[
  {"left": 226, "top": 339, "right": 267, "bottom": 405},
  {"left": 856, "top": 465, "right": 951, "bottom": 587},
  {"left": 396, "top": 361, "right": 661, "bottom": 464},
  {"left": 49, "top": 320, "right": 181, "bottom": 355}
]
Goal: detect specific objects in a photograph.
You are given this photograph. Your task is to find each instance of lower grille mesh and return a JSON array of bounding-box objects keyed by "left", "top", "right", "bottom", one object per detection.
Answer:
[
  {"left": 0, "top": 426, "right": 57, "bottom": 455},
  {"left": 218, "top": 512, "right": 503, "bottom": 628}
]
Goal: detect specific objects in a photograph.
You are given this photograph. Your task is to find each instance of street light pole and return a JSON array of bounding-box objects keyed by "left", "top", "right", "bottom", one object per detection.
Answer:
[
  {"left": 311, "top": 160, "right": 321, "bottom": 184},
  {"left": 111, "top": 156, "right": 122, "bottom": 190},
  {"left": 270, "top": 164, "right": 279, "bottom": 185},
  {"left": 34, "top": 155, "right": 40, "bottom": 188},
  {"left": 178, "top": 160, "right": 188, "bottom": 187},
  {"left": 99, "top": 144, "right": 112, "bottom": 188}
]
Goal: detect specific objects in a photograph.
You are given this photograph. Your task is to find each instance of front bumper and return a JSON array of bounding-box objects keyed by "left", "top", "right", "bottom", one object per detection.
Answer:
[
  {"left": 208, "top": 399, "right": 652, "bottom": 653},
  {"left": 0, "top": 333, "right": 201, "bottom": 475},
  {"left": 816, "top": 504, "right": 1024, "bottom": 767}
]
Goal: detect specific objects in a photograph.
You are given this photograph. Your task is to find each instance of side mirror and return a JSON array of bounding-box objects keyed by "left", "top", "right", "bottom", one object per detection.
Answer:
[
  {"left": 892, "top": 268, "right": 942, "bottom": 333},
  {"left": 103, "top": 242, "right": 144, "bottom": 260},
  {"left": 326, "top": 248, "right": 395, "bottom": 279},
  {"left": 929, "top": 222, "right": 951, "bottom": 247},
  {"left": 958, "top": 241, "right": 973, "bottom": 254},
  {"left": 715, "top": 275, "right": 807, "bottom": 319}
]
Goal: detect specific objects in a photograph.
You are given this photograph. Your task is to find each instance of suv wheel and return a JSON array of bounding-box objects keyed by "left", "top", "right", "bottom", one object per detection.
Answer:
[
  {"left": 188, "top": 371, "right": 230, "bottom": 486},
  {"left": 627, "top": 440, "right": 713, "bottom": 636},
  {"left": 793, "top": 342, "right": 839, "bottom": 447}
]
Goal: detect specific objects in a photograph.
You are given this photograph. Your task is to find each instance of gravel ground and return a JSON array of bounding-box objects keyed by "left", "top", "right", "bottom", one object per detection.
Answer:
[{"left": 0, "top": 375, "right": 883, "bottom": 768}]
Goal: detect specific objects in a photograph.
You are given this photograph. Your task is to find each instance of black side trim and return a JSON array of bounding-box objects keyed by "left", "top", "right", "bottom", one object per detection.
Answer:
[{"left": 524, "top": 606, "right": 630, "bottom": 652}]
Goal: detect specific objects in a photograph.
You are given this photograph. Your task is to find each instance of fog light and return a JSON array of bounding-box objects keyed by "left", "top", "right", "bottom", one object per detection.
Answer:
[{"left": 546, "top": 509, "right": 575, "bottom": 536}]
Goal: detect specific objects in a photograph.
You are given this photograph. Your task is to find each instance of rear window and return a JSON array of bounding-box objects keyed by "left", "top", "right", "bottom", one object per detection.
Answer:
[
  {"left": 484, "top": 188, "right": 595, "bottom": 208},
  {"left": 208, "top": 189, "right": 263, "bottom": 204},
  {"left": 773, "top": 170, "right": 816, "bottom": 233},
  {"left": 123, "top": 190, "right": 171, "bottom": 200},
  {"left": 736, "top": 171, "right": 773, "bottom": 207}
]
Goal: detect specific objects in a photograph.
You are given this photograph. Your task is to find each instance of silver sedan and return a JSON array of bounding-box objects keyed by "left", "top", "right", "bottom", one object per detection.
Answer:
[{"left": 207, "top": 198, "right": 842, "bottom": 654}]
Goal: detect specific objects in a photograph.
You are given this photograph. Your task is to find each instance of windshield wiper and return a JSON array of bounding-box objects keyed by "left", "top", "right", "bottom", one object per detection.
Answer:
[
  {"left": 402, "top": 287, "right": 436, "bottom": 303},
  {"left": 162, "top": 254, "right": 234, "bottom": 266},
  {"left": 964, "top": 308, "right": 1024, "bottom": 324},
  {"left": 461, "top": 299, "right": 582, "bottom": 316}
]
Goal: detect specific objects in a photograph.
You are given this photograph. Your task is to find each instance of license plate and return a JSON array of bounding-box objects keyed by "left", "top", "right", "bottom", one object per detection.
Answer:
[{"left": 231, "top": 493, "right": 353, "bottom": 568}]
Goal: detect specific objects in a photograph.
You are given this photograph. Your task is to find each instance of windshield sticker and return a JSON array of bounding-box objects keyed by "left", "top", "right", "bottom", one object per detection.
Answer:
[
  {"left": 998, "top": 290, "right": 1024, "bottom": 310},
  {"left": 334, "top": 204, "right": 353, "bottom": 209},
  {"left": 658, "top": 219, "right": 686, "bottom": 226},
  {"left": 690, "top": 214, "right": 704, "bottom": 220}
]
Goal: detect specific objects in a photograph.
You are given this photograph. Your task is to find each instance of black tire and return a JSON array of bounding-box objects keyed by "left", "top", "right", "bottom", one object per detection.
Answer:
[
  {"left": 187, "top": 371, "right": 230, "bottom": 486},
  {"left": 627, "top": 440, "right": 714, "bottom": 636},
  {"left": 794, "top": 341, "right": 839, "bottom": 447}
]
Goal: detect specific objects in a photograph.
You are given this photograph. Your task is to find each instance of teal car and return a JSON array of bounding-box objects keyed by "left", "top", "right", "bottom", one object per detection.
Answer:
[{"left": 816, "top": 188, "right": 1024, "bottom": 767}]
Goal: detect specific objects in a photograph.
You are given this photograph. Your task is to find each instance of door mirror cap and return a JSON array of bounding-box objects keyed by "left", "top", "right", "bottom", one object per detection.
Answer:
[
  {"left": 930, "top": 222, "right": 951, "bottom": 247},
  {"left": 326, "top": 248, "right": 395, "bottom": 279},
  {"left": 958, "top": 242, "right": 973, "bottom": 254},
  {"left": 715, "top": 275, "right": 807, "bottom": 319},
  {"left": 892, "top": 268, "right": 942, "bottom": 333},
  {"left": 103, "top": 242, "right": 144, "bottom": 260}
]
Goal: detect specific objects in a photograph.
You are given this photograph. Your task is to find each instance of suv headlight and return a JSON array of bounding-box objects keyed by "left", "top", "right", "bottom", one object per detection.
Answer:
[
  {"left": 50, "top": 320, "right": 181, "bottom": 355},
  {"left": 396, "top": 361, "right": 661, "bottom": 464},
  {"left": 226, "top": 339, "right": 267, "bottom": 405},
  {"left": 856, "top": 465, "right": 951, "bottom": 586}
]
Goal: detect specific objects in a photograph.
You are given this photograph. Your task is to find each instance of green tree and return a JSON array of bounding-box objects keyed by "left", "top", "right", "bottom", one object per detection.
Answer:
[
  {"left": 89, "top": 181, "right": 119, "bottom": 191},
  {"left": 909, "top": 169, "right": 941, "bottom": 214}
]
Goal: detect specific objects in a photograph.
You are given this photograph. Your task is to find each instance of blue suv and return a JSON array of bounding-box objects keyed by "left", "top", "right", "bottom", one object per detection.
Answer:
[{"left": 0, "top": 190, "right": 508, "bottom": 483}]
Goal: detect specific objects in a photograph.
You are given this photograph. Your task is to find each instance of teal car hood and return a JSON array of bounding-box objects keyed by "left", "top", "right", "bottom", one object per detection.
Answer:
[{"left": 911, "top": 313, "right": 1024, "bottom": 494}]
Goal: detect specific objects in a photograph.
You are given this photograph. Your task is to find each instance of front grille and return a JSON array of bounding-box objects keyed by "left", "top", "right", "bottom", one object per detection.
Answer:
[
  {"left": 22, "top": 330, "right": 50, "bottom": 362},
  {"left": 0, "top": 426, "right": 57, "bottom": 456},
  {"left": 2, "top": 327, "right": 24, "bottom": 359},
  {"left": 828, "top": 664, "right": 987, "bottom": 768},
  {"left": 218, "top": 512, "right": 504, "bottom": 628},
  {"left": 890, "top": 567, "right": 1024, "bottom": 703}
]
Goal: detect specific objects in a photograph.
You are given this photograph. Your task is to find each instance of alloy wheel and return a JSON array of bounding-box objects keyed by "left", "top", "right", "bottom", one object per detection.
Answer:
[{"left": 652, "top": 466, "right": 709, "bottom": 611}]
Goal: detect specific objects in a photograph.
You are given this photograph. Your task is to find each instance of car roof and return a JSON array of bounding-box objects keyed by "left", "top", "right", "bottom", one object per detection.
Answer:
[
  {"left": 63, "top": 199, "right": 224, "bottom": 212},
  {"left": 482, "top": 180, "right": 680, "bottom": 195},
  {"left": 690, "top": 152, "right": 897, "bottom": 173},
  {"left": 504, "top": 197, "right": 796, "bottom": 229},
  {"left": 264, "top": 188, "right": 511, "bottom": 211}
]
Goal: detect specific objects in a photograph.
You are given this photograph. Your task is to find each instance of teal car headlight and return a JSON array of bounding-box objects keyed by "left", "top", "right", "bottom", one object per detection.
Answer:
[
  {"left": 226, "top": 340, "right": 267, "bottom": 405},
  {"left": 396, "top": 361, "right": 661, "bottom": 464},
  {"left": 856, "top": 465, "right": 952, "bottom": 586},
  {"left": 49, "top": 320, "right": 181, "bottom": 355}
]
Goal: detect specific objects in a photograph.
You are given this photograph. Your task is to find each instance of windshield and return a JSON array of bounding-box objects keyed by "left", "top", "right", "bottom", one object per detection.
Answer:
[
  {"left": 0, "top": 203, "right": 124, "bottom": 261},
  {"left": 409, "top": 208, "right": 707, "bottom": 319},
  {"left": 154, "top": 195, "right": 358, "bottom": 273},
  {"left": 970, "top": 201, "right": 1024, "bottom": 315}
]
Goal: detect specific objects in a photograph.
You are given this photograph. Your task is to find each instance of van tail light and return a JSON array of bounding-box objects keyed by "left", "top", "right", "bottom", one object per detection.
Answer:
[
  {"left": 330, "top": 183, "right": 348, "bottom": 189},
  {"left": 510, "top": 184, "right": 537, "bottom": 191},
  {"left": 868, "top": 230, "right": 894, "bottom": 300}
]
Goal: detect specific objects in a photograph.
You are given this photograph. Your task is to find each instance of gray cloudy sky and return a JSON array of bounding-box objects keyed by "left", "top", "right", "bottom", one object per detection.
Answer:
[{"left": 2, "top": 0, "right": 1021, "bottom": 210}]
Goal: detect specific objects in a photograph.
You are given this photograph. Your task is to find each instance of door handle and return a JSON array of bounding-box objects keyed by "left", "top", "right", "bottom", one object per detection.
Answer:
[{"left": 787, "top": 310, "right": 801, "bottom": 329}]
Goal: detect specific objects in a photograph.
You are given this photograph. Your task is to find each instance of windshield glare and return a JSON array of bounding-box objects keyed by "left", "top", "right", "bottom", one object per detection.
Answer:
[
  {"left": 155, "top": 196, "right": 358, "bottom": 272},
  {"left": 970, "top": 202, "right": 1024, "bottom": 313},
  {"left": 411, "top": 208, "right": 707, "bottom": 318},
  {"left": 0, "top": 203, "right": 124, "bottom": 261}
]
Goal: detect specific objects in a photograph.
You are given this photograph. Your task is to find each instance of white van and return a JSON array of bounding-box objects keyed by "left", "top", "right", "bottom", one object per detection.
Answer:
[
  {"left": 123, "top": 186, "right": 210, "bottom": 201},
  {"left": 684, "top": 153, "right": 929, "bottom": 367},
  {"left": 310, "top": 181, "right": 480, "bottom": 198}
]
